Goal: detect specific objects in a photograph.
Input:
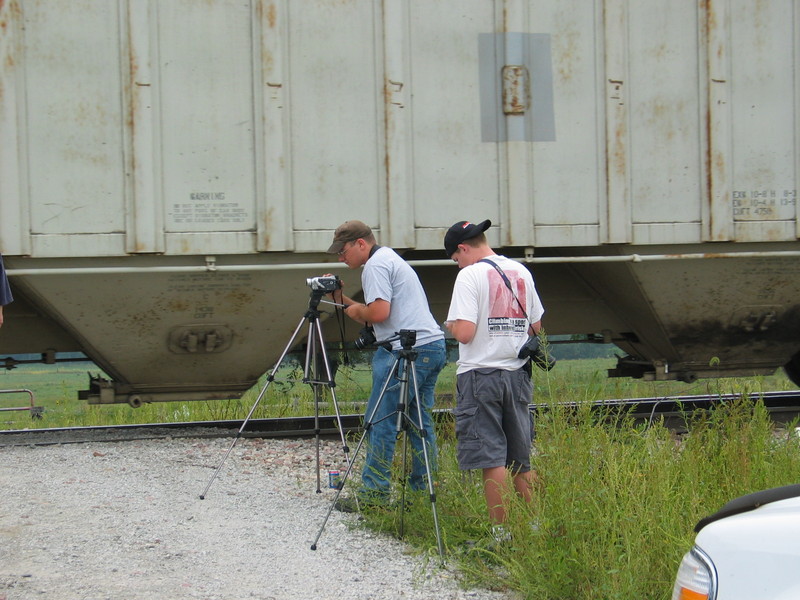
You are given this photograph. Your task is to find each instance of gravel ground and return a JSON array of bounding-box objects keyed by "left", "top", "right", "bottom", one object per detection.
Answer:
[{"left": 0, "top": 430, "right": 515, "bottom": 600}]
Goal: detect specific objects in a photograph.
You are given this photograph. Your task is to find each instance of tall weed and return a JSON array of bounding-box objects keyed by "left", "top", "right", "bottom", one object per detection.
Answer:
[{"left": 385, "top": 395, "right": 800, "bottom": 600}]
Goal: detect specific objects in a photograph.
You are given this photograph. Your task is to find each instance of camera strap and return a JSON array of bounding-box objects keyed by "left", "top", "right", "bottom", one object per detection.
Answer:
[{"left": 478, "top": 258, "right": 530, "bottom": 322}]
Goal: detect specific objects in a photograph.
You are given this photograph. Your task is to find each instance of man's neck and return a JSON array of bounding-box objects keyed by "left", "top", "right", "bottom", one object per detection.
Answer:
[
  {"left": 465, "top": 246, "right": 495, "bottom": 267},
  {"left": 474, "top": 247, "right": 496, "bottom": 260}
]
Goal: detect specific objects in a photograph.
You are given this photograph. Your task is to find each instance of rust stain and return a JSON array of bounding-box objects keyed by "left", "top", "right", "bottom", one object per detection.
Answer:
[
  {"left": 712, "top": 149, "right": 725, "bottom": 174},
  {"left": 224, "top": 289, "right": 256, "bottom": 312},
  {"left": 261, "top": 206, "right": 273, "bottom": 249},
  {"left": 703, "top": 0, "right": 716, "bottom": 32},
  {"left": 613, "top": 120, "right": 626, "bottom": 177},
  {"left": 262, "top": 49, "right": 274, "bottom": 74},
  {"left": 554, "top": 25, "right": 580, "bottom": 83},
  {"left": 267, "top": 2, "right": 277, "bottom": 29},
  {"left": 166, "top": 299, "right": 192, "bottom": 312},
  {"left": 383, "top": 77, "right": 398, "bottom": 200},
  {"left": 126, "top": 4, "right": 138, "bottom": 133},
  {"left": 1, "top": 0, "right": 22, "bottom": 70},
  {"left": 608, "top": 80, "right": 627, "bottom": 179}
]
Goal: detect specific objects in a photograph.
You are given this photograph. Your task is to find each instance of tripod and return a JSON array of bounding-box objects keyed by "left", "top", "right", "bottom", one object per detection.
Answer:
[
  {"left": 311, "top": 329, "right": 444, "bottom": 559},
  {"left": 200, "top": 285, "right": 351, "bottom": 499}
]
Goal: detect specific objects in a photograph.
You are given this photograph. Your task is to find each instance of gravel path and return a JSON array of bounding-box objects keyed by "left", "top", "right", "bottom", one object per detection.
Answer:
[{"left": 0, "top": 432, "right": 515, "bottom": 600}]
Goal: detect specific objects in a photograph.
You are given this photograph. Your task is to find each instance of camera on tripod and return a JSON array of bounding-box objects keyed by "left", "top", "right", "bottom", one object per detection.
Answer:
[
  {"left": 518, "top": 335, "right": 557, "bottom": 371},
  {"left": 306, "top": 275, "right": 342, "bottom": 293}
]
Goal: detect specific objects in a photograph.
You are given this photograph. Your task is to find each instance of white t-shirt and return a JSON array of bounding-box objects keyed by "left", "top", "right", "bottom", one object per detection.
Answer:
[
  {"left": 447, "top": 255, "right": 544, "bottom": 374},
  {"left": 362, "top": 246, "right": 444, "bottom": 350}
]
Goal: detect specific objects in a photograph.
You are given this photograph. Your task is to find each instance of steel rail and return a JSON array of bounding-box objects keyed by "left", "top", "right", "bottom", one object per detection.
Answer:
[{"left": 2, "top": 390, "right": 799, "bottom": 447}]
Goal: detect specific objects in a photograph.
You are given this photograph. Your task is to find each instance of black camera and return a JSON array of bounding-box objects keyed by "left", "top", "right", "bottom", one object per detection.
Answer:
[
  {"left": 306, "top": 275, "right": 342, "bottom": 293},
  {"left": 354, "top": 325, "right": 376, "bottom": 349},
  {"left": 518, "top": 335, "right": 557, "bottom": 371}
]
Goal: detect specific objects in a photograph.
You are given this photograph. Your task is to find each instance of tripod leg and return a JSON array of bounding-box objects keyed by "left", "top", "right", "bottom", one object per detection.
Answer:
[
  {"left": 311, "top": 318, "right": 352, "bottom": 474},
  {"left": 398, "top": 420, "right": 409, "bottom": 539},
  {"left": 310, "top": 419, "right": 372, "bottom": 550},
  {"left": 395, "top": 357, "right": 411, "bottom": 539},
  {"left": 310, "top": 353, "right": 403, "bottom": 550},
  {"left": 199, "top": 315, "right": 307, "bottom": 499},
  {"left": 406, "top": 360, "right": 445, "bottom": 559},
  {"left": 304, "top": 319, "right": 325, "bottom": 493}
]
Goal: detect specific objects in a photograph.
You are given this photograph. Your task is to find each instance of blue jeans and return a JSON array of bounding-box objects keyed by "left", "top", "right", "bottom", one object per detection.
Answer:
[{"left": 360, "top": 338, "right": 446, "bottom": 499}]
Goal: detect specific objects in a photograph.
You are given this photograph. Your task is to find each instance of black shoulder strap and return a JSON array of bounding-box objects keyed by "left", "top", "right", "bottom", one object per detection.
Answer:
[{"left": 479, "top": 258, "right": 529, "bottom": 320}]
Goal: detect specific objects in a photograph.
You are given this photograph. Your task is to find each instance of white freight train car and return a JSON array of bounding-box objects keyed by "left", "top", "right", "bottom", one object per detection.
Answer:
[{"left": 1, "top": 0, "right": 798, "bottom": 405}]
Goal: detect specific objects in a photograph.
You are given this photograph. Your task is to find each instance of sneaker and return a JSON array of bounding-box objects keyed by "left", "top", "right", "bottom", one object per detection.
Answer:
[
  {"left": 333, "top": 493, "right": 389, "bottom": 514},
  {"left": 333, "top": 496, "right": 360, "bottom": 513}
]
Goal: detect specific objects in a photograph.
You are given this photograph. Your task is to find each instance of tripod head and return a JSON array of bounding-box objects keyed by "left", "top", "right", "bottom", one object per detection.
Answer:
[
  {"left": 307, "top": 289, "right": 326, "bottom": 312},
  {"left": 374, "top": 329, "right": 417, "bottom": 352},
  {"left": 397, "top": 329, "right": 417, "bottom": 349}
]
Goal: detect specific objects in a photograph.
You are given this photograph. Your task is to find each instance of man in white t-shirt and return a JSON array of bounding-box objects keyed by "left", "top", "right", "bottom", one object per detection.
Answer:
[
  {"left": 326, "top": 220, "right": 446, "bottom": 511},
  {"left": 443, "top": 219, "right": 545, "bottom": 540}
]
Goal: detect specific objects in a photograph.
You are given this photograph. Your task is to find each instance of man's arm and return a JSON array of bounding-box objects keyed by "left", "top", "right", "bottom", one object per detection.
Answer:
[
  {"left": 344, "top": 299, "right": 390, "bottom": 325},
  {"left": 328, "top": 274, "right": 391, "bottom": 325},
  {"left": 445, "top": 319, "right": 476, "bottom": 344},
  {"left": 529, "top": 320, "right": 542, "bottom": 336}
]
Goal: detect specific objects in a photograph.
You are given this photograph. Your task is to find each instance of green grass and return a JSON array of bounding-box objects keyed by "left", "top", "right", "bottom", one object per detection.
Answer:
[
  {"left": 357, "top": 366, "right": 799, "bottom": 600},
  {"left": 2, "top": 357, "right": 798, "bottom": 599}
]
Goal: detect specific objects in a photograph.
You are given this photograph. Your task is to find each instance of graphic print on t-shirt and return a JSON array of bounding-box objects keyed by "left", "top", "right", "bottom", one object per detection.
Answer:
[{"left": 486, "top": 268, "right": 527, "bottom": 337}]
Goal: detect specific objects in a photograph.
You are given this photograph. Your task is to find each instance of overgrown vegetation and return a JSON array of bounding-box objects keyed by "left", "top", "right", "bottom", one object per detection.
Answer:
[
  {"left": 1, "top": 356, "right": 798, "bottom": 599},
  {"left": 358, "top": 370, "right": 799, "bottom": 600}
]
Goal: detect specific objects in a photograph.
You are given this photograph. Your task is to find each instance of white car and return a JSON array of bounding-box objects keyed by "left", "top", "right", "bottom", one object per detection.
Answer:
[{"left": 672, "top": 484, "right": 800, "bottom": 600}]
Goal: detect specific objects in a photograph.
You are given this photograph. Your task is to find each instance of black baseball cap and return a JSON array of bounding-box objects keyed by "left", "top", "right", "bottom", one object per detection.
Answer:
[{"left": 444, "top": 220, "right": 491, "bottom": 256}]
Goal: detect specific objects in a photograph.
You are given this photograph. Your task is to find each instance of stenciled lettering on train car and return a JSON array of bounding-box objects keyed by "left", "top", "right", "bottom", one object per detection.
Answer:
[
  {"left": 732, "top": 189, "right": 797, "bottom": 220},
  {"left": 170, "top": 192, "right": 249, "bottom": 225}
]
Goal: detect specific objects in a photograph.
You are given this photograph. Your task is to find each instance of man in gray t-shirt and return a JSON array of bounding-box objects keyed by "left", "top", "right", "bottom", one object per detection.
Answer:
[{"left": 326, "top": 220, "right": 446, "bottom": 511}]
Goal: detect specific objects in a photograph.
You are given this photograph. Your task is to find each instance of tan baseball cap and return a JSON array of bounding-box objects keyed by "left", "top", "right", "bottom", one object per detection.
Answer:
[{"left": 327, "top": 220, "right": 373, "bottom": 254}]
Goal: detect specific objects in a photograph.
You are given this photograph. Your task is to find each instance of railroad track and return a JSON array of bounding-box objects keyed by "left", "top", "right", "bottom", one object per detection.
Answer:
[
  {"left": 1, "top": 390, "right": 798, "bottom": 447},
  {"left": 579, "top": 389, "right": 800, "bottom": 428}
]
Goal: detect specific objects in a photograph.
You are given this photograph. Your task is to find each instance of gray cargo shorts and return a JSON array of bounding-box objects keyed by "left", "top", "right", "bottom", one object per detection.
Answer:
[{"left": 453, "top": 367, "right": 534, "bottom": 472}]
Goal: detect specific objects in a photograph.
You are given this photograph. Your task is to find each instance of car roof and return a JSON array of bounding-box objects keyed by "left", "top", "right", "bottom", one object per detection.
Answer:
[{"left": 695, "top": 484, "right": 800, "bottom": 532}]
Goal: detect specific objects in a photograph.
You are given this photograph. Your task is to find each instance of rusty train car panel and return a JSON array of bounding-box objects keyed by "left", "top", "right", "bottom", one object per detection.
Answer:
[{"left": 1, "top": 0, "right": 798, "bottom": 404}]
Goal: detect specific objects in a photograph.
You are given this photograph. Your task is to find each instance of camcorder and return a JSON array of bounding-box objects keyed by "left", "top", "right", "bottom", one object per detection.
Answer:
[
  {"left": 518, "top": 335, "right": 557, "bottom": 371},
  {"left": 306, "top": 275, "right": 342, "bottom": 293}
]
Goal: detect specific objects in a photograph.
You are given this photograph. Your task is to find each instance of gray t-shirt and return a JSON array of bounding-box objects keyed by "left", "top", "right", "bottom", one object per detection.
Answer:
[{"left": 362, "top": 246, "right": 443, "bottom": 350}]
